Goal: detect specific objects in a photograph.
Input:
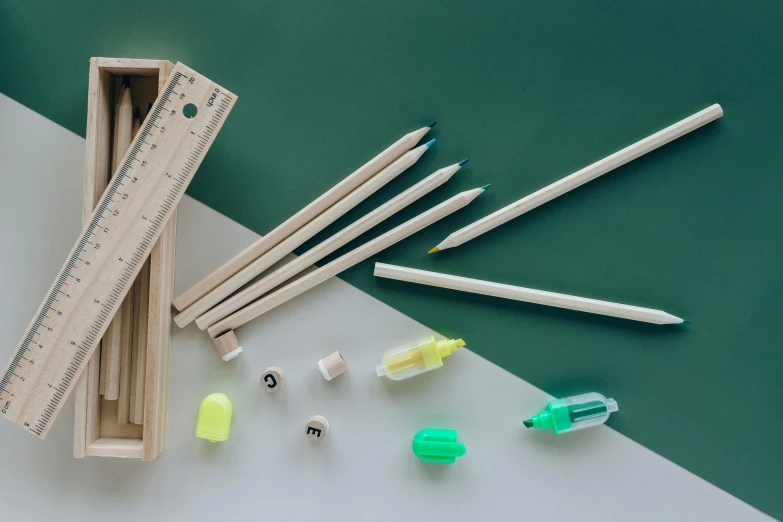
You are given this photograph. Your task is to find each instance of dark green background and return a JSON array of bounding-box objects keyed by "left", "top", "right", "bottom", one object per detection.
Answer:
[{"left": 2, "top": 1, "right": 782, "bottom": 517}]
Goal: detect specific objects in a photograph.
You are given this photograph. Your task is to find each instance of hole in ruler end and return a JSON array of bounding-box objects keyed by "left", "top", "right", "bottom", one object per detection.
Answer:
[{"left": 183, "top": 103, "right": 198, "bottom": 119}]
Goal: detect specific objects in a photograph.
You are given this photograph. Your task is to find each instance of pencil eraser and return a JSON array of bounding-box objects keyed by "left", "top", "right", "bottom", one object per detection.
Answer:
[
  {"left": 318, "top": 351, "right": 347, "bottom": 381},
  {"left": 305, "top": 415, "right": 329, "bottom": 441},
  {"left": 261, "top": 367, "right": 284, "bottom": 392}
]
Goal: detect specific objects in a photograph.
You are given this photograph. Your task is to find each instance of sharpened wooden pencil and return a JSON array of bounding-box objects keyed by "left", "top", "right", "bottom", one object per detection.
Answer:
[
  {"left": 118, "top": 104, "right": 143, "bottom": 423},
  {"left": 195, "top": 159, "right": 468, "bottom": 330},
  {"left": 174, "top": 139, "right": 435, "bottom": 328},
  {"left": 207, "top": 186, "right": 487, "bottom": 338},
  {"left": 128, "top": 105, "right": 147, "bottom": 424},
  {"left": 373, "top": 263, "right": 686, "bottom": 325},
  {"left": 103, "top": 77, "right": 134, "bottom": 401},
  {"left": 430, "top": 104, "right": 723, "bottom": 253},
  {"left": 173, "top": 122, "right": 437, "bottom": 311}
]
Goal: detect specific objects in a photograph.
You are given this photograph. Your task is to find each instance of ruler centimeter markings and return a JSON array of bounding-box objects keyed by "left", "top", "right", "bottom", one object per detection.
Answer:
[{"left": 0, "top": 62, "right": 236, "bottom": 438}]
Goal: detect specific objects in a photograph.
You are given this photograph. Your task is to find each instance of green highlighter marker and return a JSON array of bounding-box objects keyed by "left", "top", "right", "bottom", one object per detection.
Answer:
[{"left": 524, "top": 392, "right": 618, "bottom": 434}]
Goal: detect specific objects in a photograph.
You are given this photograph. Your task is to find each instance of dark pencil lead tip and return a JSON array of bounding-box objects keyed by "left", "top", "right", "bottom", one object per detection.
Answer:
[
  {"left": 523, "top": 419, "right": 533, "bottom": 428},
  {"left": 122, "top": 75, "right": 130, "bottom": 88},
  {"left": 428, "top": 121, "right": 438, "bottom": 129},
  {"left": 134, "top": 106, "right": 140, "bottom": 119},
  {"left": 480, "top": 183, "right": 491, "bottom": 190},
  {"left": 147, "top": 101, "right": 152, "bottom": 111},
  {"left": 458, "top": 158, "right": 470, "bottom": 167}
]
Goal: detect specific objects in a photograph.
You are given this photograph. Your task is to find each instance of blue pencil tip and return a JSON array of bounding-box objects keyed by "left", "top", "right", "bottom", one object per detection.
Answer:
[
  {"left": 424, "top": 138, "right": 436, "bottom": 148},
  {"left": 458, "top": 158, "right": 470, "bottom": 167}
]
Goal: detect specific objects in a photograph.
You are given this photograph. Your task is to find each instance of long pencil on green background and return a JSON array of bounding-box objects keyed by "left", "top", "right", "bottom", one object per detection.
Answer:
[
  {"left": 373, "top": 263, "right": 686, "bottom": 325},
  {"left": 207, "top": 185, "right": 488, "bottom": 338},
  {"left": 429, "top": 104, "right": 723, "bottom": 253}
]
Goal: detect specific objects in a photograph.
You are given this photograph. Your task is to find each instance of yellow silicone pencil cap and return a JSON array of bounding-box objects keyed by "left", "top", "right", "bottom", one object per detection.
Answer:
[{"left": 196, "top": 393, "right": 233, "bottom": 442}]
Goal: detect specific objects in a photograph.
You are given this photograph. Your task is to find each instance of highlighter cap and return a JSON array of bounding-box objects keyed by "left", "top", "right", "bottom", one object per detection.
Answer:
[{"left": 196, "top": 393, "right": 233, "bottom": 442}]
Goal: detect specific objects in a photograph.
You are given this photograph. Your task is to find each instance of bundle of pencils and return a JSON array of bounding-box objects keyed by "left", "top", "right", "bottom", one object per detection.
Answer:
[
  {"left": 172, "top": 123, "right": 488, "bottom": 357},
  {"left": 386, "top": 105, "right": 723, "bottom": 325},
  {"left": 176, "top": 104, "right": 722, "bottom": 359}
]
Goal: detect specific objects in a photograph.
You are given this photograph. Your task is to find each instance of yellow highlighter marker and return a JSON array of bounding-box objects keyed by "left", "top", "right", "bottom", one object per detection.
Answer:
[{"left": 375, "top": 335, "right": 464, "bottom": 381}]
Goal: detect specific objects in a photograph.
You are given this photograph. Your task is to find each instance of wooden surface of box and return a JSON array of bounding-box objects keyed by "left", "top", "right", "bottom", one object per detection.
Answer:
[{"left": 73, "top": 58, "right": 176, "bottom": 461}]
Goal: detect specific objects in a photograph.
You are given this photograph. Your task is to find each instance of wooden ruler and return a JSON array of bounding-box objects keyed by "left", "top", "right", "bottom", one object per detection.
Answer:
[{"left": 0, "top": 62, "right": 236, "bottom": 439}]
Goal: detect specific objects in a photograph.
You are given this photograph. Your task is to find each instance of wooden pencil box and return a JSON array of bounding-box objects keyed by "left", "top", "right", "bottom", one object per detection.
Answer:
[{"left": 73, "top": 58, "right": 176, "bottom": 461}]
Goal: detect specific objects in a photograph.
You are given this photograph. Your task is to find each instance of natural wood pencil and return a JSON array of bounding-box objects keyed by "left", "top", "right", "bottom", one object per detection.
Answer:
[
  {"left": 373, "top": 263, "right": 686, "bottom": 324},
  {"left": 207, "top": 186, "right": 487, "bottom": 338},
  {"left": 128, "top": 108, "right": 146, "bottom": 424},
  {"left": 173, "top": 123, "right": 437, "bottom": 311},
  {"left": 103, "top": 78, "right": 134, "bottom": 401},
  {"left": 129, "top": 260, "right": 150, "bottom": 424},
  {"left": 131, "top": 106, "right": 140, "bottom": 137},
  {"left": 195, "top": 160, "right": 468, "bottom": 330},
  {"left": 174, "top": 139, "right": 435, "bottom": 328},
  {"left": 430, "top": 104, "right": 723, "bottom": 253},
  {"left": 116, "top": 287, "right": 135, "bottom": 423},
  {"left": 118, "top": 105, "right": 142, "bottom": 422}
]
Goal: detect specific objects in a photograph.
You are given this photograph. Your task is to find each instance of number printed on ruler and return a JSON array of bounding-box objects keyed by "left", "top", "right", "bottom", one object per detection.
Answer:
[{"left": 0, "top": 63, "right": 236, "bottom": 438}]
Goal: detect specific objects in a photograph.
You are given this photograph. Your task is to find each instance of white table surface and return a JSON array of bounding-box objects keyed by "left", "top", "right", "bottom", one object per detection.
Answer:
[{"left": 0, "top": 94, "right": 770, "bottom": 521}]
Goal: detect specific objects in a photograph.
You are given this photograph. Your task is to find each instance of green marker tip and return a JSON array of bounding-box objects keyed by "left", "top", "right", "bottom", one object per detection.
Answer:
[
  {"left": 523, "top": 419, "right": 533, "bottom": 428},
  {"left": 480, "top": 183, "right": 491, "bottom": 190}
]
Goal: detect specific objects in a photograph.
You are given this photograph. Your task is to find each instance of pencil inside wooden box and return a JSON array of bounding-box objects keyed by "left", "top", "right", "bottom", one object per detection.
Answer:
[{"left": 73, "top": 58, "right": 176, "bottom": 461}]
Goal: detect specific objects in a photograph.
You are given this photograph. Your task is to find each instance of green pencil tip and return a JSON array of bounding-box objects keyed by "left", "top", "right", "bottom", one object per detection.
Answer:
[
  {"left": 480, "top": 183, "right": 491, "bottom": 190},
  {"left": 682, "top": 319, "right": 691, "bottom": 325},
  {"left": 523, "top": 419, "right": 533, "bottom": 428}
]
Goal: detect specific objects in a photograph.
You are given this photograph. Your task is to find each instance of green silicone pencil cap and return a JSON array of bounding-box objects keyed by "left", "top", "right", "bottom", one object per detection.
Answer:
[{"left": 412, "top": 428, "right": 466, "bottom": 463}]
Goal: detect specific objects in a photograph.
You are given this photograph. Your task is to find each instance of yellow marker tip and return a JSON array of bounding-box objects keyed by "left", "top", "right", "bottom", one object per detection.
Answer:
[
  {"left": 428, "top": 247, "right": 440, "bottom": 254},
  {"left": 455, "top": 339, "right": 466, "bottom": 348}
]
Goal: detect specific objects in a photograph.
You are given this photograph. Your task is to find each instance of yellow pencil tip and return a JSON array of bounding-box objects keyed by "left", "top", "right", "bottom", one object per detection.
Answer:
[{"left": 428, "top": 247, "right": 440, "bottom": 254}]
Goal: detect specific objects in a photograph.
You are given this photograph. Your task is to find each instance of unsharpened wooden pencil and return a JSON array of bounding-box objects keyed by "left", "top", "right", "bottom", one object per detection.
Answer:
[
  {"left": 174, "top": 139, "right": 436, "bottom": 328},
  {"left": 103, "top": 77, "right": 134, "bottom": 401},
  {"left": 195, "top": 159, "right": 468, "bottom": 330},
  {"left": 207, "top": 186, "right": 487, "bottom": 338},
  {"left": 430, "top": 104, "right": 723, "bottom": 253},
  {"left": 373, "top": 263, "right": 686, "bottom": 325},
  {"left": 173, "top": 122, "right": 437, "bottom": 311}
]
